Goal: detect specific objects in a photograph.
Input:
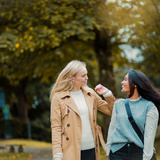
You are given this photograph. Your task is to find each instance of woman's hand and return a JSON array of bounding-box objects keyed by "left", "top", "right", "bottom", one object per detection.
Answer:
[{"left": 95, "top": 84, "right": 109, "bottom": 95}]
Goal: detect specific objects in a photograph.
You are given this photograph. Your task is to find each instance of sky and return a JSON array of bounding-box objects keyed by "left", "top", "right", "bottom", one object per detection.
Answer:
[
  {"left": 106, "top": 0, "right": 144, "bottom": 62},
  {"left": 119, "top": 44, "right": 144, "bottom": 62}
]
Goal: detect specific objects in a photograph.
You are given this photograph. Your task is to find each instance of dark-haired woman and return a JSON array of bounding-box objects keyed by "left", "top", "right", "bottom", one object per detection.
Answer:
[{"left": 97, "top": 70, "right": 160, "bottom": 160}]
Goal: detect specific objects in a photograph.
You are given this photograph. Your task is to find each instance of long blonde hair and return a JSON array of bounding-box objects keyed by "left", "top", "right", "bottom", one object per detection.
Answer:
[{"left": 50, "top": 60, "right": 86, "bottom": 101}]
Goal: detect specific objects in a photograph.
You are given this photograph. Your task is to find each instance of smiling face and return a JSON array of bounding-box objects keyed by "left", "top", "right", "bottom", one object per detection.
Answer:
[
  {"left": 72, "top": 66, "right": 88, "bottom": 91},
  {"left": 121, "top": 74, "right": 130, "bottom": 95}
]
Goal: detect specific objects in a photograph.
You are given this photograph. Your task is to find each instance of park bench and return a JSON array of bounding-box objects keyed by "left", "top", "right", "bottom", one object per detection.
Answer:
[
  {"left": 6, "top": 144, "right": 25, "bottom": 153},
  {"left": 0, "top": 145, "right": 6, "bottom": 153}
]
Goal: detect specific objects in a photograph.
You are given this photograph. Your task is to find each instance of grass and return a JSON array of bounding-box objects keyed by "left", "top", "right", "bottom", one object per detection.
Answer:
[
  {"left": 0, "top": 139, "right": 52, "bottom": 148},
  {"left": 0, "top": 139, "right": 52, "bottom": 160},
  {"left": 0, "top": 139, "right": 159, "bottom": 160},
  {"left": 155, "top": 138, "right": 160, "bottom": 160},
  {"left": 100, "top": 147, "right": 106, "bottom": 160},
  {"left": 0, "top": 153, "right": 31, "bottom": 160}
]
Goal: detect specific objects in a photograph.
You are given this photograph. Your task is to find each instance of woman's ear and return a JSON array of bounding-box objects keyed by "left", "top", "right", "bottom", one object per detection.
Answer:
[
  {"left": 69, "top": 75, "right": 73, "bottom": 80},
  {"left": 69, "top": 75, "right": 75, "bottom": 84}
]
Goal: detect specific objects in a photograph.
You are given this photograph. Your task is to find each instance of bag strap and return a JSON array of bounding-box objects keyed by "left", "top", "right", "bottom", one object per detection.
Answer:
[{"left": 124, "top": 99, "right": 144, "bottom": 144}]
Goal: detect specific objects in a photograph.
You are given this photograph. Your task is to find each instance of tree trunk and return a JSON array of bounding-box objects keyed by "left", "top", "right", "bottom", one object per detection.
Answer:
[
  {"left": 94, "top": 28, "right": 117, "bottom": 141},
  {"left": 0, "top": 77, "right": 29, "bottom": 122},
  {"left": 14, "top": 85, "right": 28, "bottom": 123}
]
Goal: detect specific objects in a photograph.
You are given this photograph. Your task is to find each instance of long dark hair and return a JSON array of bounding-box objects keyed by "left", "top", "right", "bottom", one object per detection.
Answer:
[{"left": 128, "top": 70, "right": 160, "bottom": 125}]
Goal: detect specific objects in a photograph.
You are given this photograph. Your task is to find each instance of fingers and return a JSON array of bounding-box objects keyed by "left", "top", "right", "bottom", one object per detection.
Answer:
[
  {"left": 95, "top": 84, "right": 103, "bottom": 91},
  {"left": 95, "top": 84, "right": 110, "bottom": 95}
]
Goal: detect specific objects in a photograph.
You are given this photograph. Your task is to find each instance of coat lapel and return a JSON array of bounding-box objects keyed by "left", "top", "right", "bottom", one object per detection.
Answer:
[
  {"left": 60, "top": 87, "right": 95, "bottom": 119},
  {"left": 66, "top": 97, "right": 80, "bottom": 116},
  {"left": 60, "top": 90, "right": 80, "bottom": 116}
]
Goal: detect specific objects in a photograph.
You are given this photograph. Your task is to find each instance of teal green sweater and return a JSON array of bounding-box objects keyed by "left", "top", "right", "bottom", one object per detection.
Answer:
[{"left": 110, "top": 97, "right": 154, "bottom": 153}]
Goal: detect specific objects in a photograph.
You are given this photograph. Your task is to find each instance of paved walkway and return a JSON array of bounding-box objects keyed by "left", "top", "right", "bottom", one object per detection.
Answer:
[{"left": 25, "top": 147, "right": 52, "bottom": 160}]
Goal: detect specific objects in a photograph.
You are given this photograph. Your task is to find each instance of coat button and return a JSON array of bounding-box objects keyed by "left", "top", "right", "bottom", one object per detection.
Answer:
[
  {"left": 66, "top": 137, "right": 69, "bottom": 140},
  {"left": 67, "top": 109, "right": 70, "bottom": 113},
  {"left": 67, "top": 123, "right": 70, "bottom": 127},
  {"left": 93, "top": 120, "right": 95, "bottom": 122}
]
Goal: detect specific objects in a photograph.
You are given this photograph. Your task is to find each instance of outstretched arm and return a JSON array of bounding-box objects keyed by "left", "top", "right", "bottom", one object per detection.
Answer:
[{"left": 95, "top": 84, "right": 116, "bottom": 115}]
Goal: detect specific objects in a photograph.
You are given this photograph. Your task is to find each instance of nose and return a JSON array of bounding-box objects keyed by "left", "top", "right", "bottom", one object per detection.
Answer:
[
  {"left": 121, "top": 80, "right": 124, "bottom": 84},
  {"left": 86, "top": 75, "right": 88, "bottom": 80}
]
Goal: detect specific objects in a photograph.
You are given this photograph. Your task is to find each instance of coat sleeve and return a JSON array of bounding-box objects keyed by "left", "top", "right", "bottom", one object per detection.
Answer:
[
  {"left": 93, "top": 90, "right": 116, "bottom": 116},
  {"left": 50, "top": 94, "right": 63, "bottom": 154}
]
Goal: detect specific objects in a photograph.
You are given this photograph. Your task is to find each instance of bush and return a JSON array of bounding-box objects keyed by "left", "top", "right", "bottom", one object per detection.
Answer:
[{"left": 0, "top": 118, "right": 51, "bottom": 142}]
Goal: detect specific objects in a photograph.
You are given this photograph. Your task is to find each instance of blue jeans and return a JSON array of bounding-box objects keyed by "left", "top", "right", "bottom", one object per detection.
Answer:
[
  {"left": 109, "top": 143, "right": 156, "bottom": 160},
  {"left": 109, "top": 143, "right": 143, "bottom": 160}
]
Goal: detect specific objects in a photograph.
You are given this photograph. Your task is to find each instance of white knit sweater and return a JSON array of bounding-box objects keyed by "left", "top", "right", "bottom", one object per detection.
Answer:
[{"left": 70, "top": 90, "right": 95, "bottom": 150}]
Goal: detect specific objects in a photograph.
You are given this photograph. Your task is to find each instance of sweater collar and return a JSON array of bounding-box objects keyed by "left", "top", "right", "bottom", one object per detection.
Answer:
[
  {"left": 60, "top": 86, "right": 92, "bottom": 99},
  {"left": 129, "top": 96, "right": 142, "bottom": 102}
]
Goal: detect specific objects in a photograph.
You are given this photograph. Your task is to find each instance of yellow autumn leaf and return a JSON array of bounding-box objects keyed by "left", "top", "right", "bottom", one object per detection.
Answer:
[
  {"left": 29, "top": 27, "right": 33, "bottom": 31},
  {"left": 0, "top": 12, "right": 5, "bottom": 16},
  {"left": 80, "top": 8, "right": 84, "bottom": 11},
  {"left": 51, "top": 34, "right": 55, "bottom": 38},
  {"left": 20, "top": 49, "right": 24, "bottom": 53},
  {"left": 6, "top": 27, "right": 9, "bottom": 31},
  {"left": 44, "top": 27, "right": 47, "bottom": 31},
  {"left": 12, "top": 155, "right": 16, "bottom": 159},
  {"left": 15, "top": 43, "right": 20, "bottom": 48}
]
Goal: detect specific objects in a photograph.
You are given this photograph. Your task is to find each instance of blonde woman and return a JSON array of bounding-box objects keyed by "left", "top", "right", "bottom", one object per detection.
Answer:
[{"left": 50, "top": 60, "right": 115, "bottom": 160}]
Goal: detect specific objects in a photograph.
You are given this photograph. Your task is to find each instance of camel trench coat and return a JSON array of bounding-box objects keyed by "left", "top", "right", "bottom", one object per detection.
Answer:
[{"left": 50, "top": 86, "right": 115, "bottom": 160}]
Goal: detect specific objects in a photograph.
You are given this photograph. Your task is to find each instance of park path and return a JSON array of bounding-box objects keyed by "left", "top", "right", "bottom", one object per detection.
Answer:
[{"left": 25, "top": 147, "right": 52, "bottom": 160}]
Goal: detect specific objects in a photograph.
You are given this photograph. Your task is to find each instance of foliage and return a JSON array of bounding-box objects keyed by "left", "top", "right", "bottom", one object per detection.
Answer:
[
  {"left": 0, "top": 0, "right": 160, "bottom": 129},
  {"left": 1, "top": 0, "right": 159, "bottom": 89},
  {"left": 0, "top": 0, "right": 99, "bottom": 122},
  {"left": 125, "top": 0, "right": 160, "bottom": 76},
  {"left": 0, "top": 153, "right": 30, "bottom": 160},
  {"left": 0, "top": 119, "right": 51, "bottom": 142},
  {"left": 0, "top": 0, "right": 99, "bottom": 85},
  {"left": 0, "top": 0, "right": 134, "bottom": 86},
  {"left": 103, "top": 0, "right": 160, "bottom": 95}
]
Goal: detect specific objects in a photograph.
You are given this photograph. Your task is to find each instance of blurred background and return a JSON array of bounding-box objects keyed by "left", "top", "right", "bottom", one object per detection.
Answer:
[{"left": 0, "top": 0, "right": 160, "bottom": 159}]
